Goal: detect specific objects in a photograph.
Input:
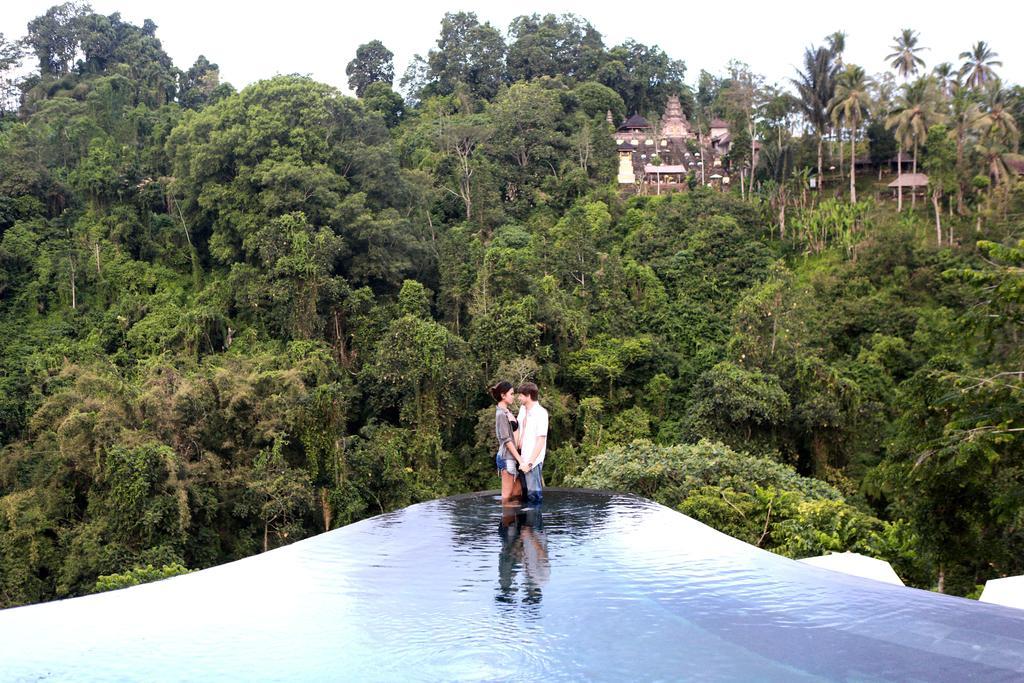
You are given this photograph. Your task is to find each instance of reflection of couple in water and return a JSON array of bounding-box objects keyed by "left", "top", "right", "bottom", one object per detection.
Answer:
[
  {"left": 489, "top": 381, "right": 547, "bottom": 506},
  {"left": 497, "top": 506, "right": 549, "bottom": 606}
]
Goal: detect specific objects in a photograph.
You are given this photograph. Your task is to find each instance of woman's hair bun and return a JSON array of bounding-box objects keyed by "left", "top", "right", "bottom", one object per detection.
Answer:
[{"left": 489, "top": 380, "right": 513, "bottom": 401}]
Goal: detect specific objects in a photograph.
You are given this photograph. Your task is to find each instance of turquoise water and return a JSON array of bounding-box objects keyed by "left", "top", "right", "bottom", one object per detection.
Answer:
[{"left": 1, "top": 489, "right": 1023, "bottom": 681}]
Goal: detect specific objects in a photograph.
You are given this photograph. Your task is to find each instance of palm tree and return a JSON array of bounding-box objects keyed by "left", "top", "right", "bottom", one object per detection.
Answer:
[
  {"left": 827, "top": 31, "right": 847, "bottom": 64},
  {"left": 976, "top": 80, "right": 1020, "bottom": 151},
  {"left": 791, "top": 46, "right": 839, "bottom": 194},
  {"left": 826, "top": 32, "right": 848, "bottom": 174},
  {"left": 974, "top": 140, "right": 1014, "bottom": 205},
  {"left": 959, "top": 41, "right": 1001, "bottom": 90},
  {"left": 974, "top": 80, "right": 1021, "bottom": 215},
  {"left": 933, "top": 62, "right": 956, "bottom": 98},
  {"left": 829, "top": 65, "right": 873, "bottom": 202},
  {"left": 887, "top": 29, "right": 926, "bottom": 80},
  {"left": 886, "top": 77, "right": 945, "bottom": 209},
  {"left": 948, "top": 82, "right": 984, "bottom": 213}
]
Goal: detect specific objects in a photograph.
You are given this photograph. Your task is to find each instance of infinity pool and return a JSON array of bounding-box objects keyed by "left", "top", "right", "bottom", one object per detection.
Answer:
[{"left": 1, "top": 489, "right": 1023, "bottom": 681}]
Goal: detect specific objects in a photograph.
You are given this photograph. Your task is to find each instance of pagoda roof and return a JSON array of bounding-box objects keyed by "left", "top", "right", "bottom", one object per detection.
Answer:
[
  {"left": 618, "top": 113, "right": 651, "bottom": 130},
  {"left": 709, "top": 118, "right": 730, "bottom": 128}
]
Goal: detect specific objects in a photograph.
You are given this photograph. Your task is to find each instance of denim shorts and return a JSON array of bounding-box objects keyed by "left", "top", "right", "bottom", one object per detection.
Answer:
[{"left": 496, "top": 451, "right": 517, "bottom": 475}]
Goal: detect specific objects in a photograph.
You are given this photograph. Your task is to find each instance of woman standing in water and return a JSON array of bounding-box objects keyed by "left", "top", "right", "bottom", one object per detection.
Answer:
[{"left": 490, "top": 381, "right": 526, "bottom": 504}]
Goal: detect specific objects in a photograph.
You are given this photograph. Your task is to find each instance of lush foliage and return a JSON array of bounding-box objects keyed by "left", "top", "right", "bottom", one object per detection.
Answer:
[{"left": 0, "top": 6, "right": 1022, "bottom": 607}]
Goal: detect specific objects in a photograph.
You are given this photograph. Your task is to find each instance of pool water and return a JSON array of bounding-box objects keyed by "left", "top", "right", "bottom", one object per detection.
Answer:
[{"left": 1, "top": 489, "right": 1023, "bottom": 681}]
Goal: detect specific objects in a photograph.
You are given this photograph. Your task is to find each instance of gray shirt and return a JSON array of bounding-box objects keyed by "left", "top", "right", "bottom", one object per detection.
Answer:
[{"left": 495, "top": 408, "right": 515, "bottom": 460}]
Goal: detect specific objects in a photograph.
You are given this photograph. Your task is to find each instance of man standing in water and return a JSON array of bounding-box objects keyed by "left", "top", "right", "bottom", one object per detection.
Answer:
[{"left": 515, "top": 382, "right": 548, "bottom": 504}]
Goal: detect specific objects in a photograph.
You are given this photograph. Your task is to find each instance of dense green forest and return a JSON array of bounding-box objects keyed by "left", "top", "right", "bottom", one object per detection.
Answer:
[{"left": 0, "top": 5, "right": 1022, "bottom": 607}]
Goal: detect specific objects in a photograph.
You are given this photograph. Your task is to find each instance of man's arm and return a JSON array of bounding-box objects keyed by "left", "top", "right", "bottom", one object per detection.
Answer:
[{"left": 526, "top": 436, "right": 546, "bottom": 469}]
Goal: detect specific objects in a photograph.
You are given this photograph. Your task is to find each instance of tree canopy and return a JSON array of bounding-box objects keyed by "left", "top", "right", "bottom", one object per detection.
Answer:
[{"left": 0, "top": 7, "right": 1023, "bottom": 609}]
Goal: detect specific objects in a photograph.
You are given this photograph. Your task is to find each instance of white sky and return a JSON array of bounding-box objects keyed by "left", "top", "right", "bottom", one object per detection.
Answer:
[{"left": 2, "top": 0, "right": 1021, "bottom": 95}]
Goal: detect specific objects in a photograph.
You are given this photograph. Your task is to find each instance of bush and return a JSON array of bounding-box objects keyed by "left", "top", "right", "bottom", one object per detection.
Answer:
[
  {"left": 93, "top": 563, "right": 191, "bottom": 593},
  {"left": 569, "top": 439, "right": 922, "bottom": 580},
  {"left": 568, "top": 439, "right": 838, "bottom": 505}
]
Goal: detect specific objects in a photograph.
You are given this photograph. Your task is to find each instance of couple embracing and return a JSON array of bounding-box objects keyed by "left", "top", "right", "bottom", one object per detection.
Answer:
[{"left": 490, "top": 381, "right": 547, "bottom": 506}]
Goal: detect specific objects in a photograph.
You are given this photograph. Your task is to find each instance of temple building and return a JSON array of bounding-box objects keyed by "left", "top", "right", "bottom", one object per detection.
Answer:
[{"left": 613, "top": 96, "right": 735, "bottom": 193}]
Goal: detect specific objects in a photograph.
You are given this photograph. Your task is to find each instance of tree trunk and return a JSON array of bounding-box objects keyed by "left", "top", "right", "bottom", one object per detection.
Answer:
[
  {"left": 849, "top": 127, "right": 857, "bottom": 203},
  {"left": 932, "top": 189, "right": 942, "bottom": 245},
  {"left": 897, "top": 143, "right": 903, "bottom": 212},
  {"left": 817, "top": 136, "right": 824, "bottom": 195},
  {"left": 955, "top": 126, "right": 966, "bottom": 215},
  {"left": 171, "top": 195, "right": 202, "bottom": 288},
  {"left": 263, "top": 521, "right": 269, "bottom": 553},
  {"left": 320, "top": 488, "right": 332, "bottom": 532},
  {"left": 911, "top": 142, "right": 918, "bottom": 209},
  {"left": 778, "top": 188, "right": 786, "bottom": 239},
  {"left": 69, "top": 256, "right": 77, "bottom": 310},
  {"left": 838, "top": 127, "right": 845, "bottom": 181},
  {"left": 750, "top": 119, "right": 757, "bottom": 202}
]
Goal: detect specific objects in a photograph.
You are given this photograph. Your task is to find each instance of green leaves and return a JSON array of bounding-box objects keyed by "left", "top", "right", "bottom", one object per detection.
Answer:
[
  {"left": 93, "top": 562, "right": 190, "bottom": 593},
  {"left": 571, "top": 439, "right": 911, "bottom": 568},
  {"left": 346, "top": 40, "right": 395, "bottom": 98}
]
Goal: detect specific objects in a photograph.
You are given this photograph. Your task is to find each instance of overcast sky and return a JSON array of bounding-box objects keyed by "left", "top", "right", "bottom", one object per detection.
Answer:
[{"left": 2, "top": 1, "right": 1021, "bottom": 96}]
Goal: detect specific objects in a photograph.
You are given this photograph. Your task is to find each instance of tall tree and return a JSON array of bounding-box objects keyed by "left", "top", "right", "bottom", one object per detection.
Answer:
[
  {"left": 719, "top": 62, "right": 762, "bottom": 200},
  {"left": 427, "top": 12, "right": 507, "bottom": 101},
  {"left": 887, "top": 29, "right": 926, "bottom": 80},
  {"left": 346, "top": 40, "right": 395, "bottom": 98},
  {"left": 24, "top": 1, "right": 88, "bottom": 77},
  {"left": 829, "top": 65, "right": 873, "bottom": 202},
  {"left": 948, "top": 81, "right": 983, "bottom": 214},
  {"left": 0, "top": 33, "right": 23, "bottom": 115},
  {"left": 506, "top": 14, "right": 604, "bottom": 82},
  {"left": 826, "top": 31, "right": 846, "bottom": 65},
  {"left": 922, "top": 124, "right": 957, "bottom": 244},
  {"left": 977, "top": 80, "right": 1020, "bottom": 152},
  {"left": 178, "top": 55, "right": 220, "bottom": 110},
  {"left": 436, "top": 112, "right": 493, "bottom": 222},
  {"left": 974, "top": 80, "right": 1021, "bottom": 209},
  {"left": 596, "top": 40, "right": 686, "bottom": 116},
  {"left": 959, "top": 41, "right": 1001, "bottom": 90},
  {"left": 791, "top": 46, "right": 839, "bottom": 193},
  {"left": 887, "top": 77, "right": 944, "bottom": 208},
  {"left": 932, "top": 62, "right": 956, "bottom": 98}
]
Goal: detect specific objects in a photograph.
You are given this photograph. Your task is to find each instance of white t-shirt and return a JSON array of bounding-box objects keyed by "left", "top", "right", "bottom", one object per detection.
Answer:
[{"left": 516, "top": 402, "right": 549, "bottom": 466}]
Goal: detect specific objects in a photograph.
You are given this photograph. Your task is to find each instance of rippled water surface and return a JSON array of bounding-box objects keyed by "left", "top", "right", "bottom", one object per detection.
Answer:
[{"left": 2, "top": 489, "right": 1023, "bottom": 681}]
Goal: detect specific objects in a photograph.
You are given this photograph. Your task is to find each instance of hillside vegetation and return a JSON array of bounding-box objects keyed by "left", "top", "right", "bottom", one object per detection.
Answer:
[{"left": 0, "top": 6, "right": 1022, "bottom": 606}]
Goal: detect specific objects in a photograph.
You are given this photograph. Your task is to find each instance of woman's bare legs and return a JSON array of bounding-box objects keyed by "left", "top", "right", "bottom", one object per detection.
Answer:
[{"left": 500, "top": 469, "right": 522, "bottom": 505}]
